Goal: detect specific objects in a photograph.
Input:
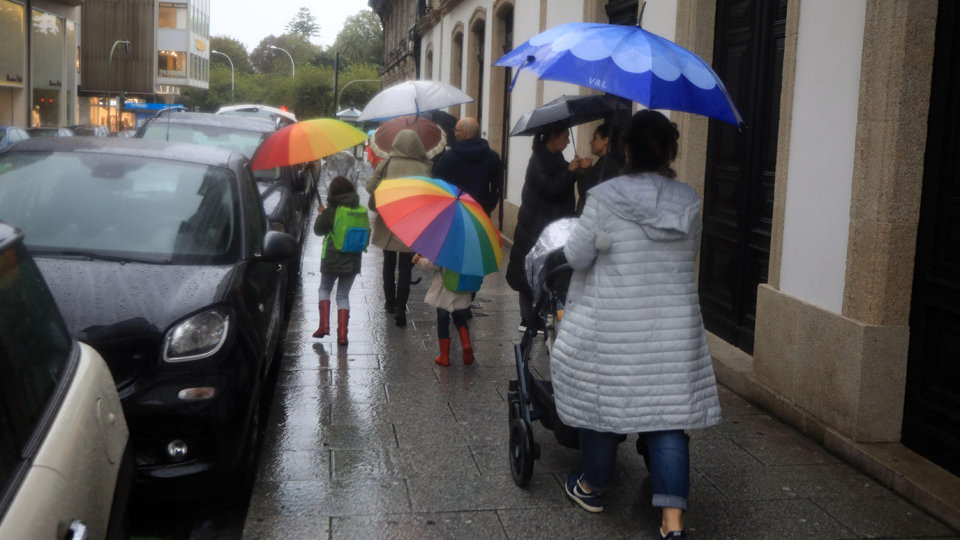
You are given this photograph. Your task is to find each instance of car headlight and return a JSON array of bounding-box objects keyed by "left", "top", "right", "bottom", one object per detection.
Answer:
[{"left": 163, "top": 308, "right": 230, "bottom": 363}]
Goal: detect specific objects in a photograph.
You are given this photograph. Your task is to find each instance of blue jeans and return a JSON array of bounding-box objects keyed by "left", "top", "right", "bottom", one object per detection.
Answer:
[{"left": 579, "top": 428, "right": 690, "bottom": 509}]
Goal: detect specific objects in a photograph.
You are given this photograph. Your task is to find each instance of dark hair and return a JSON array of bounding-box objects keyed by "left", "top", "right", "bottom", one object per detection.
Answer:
[
  {"left": 595, "top": 122, "right": 619, "bottom": 142},
  {"left": 623, "top": 110, "right": 679, "bottom": 178},
  {"left": 533, "top": 123, "right": 567, "bottom": 150},
  {"left": 326, "top": 176, "right": 356, "bottom": 207}
]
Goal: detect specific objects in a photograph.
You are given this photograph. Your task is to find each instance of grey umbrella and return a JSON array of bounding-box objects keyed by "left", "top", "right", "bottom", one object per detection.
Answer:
[{"left": 510, "top": 94, "right": 631, "bottom": 136}]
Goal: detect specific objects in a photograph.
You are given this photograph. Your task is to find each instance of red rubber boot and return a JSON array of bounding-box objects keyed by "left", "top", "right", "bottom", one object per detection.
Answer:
[
  {"left": 458, "top": 326, "right": 474, "bottom": 365},
  {"left": 435, "top": 338, "right": 451, "bottom": 367},
  {"left": 312, "top": 300, "right": 330, "bottom": 338}
]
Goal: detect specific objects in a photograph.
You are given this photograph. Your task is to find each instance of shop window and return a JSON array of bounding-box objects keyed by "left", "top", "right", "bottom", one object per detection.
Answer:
[
  {"left": 31, "top": 9, "right": 63, "bottom": 127},
  {"left": 159, "top": 2, "right": 186, "bottom": 30},
  {"left": 159, "top": 50, "right": 186, "bottom": 78},
  {"left": 0, "top": 0, "right": 25, "bottom": 87}
]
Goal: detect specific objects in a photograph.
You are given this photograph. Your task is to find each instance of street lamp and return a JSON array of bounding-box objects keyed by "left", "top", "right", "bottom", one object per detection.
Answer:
[
  {"left": 108, "top": 40, "right": 131, "bottom": 132},
  {"left": 211, "top": 50, "right": 234, "bottom": 102},
  {"left": 268, "top": 45, "right": 294, "bottom": 78},
  {"left": 336, "top": 79, "right": 381, "bottom": 114}
]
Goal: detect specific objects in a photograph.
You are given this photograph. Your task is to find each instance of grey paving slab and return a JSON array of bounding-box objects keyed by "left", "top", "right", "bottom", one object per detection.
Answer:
[
  {"left": 241, "top": 514, "right": 329, "bottom": 540},
  {"left": 247, "top": 478, "right": 411, "bottom": 518},
  {"left": 331, "top": 511, "right": 507, "bottom": 539},
  {"left": 813, "top": 493, "right": 959, "bottom": 539},
  {"left": 243, "top": 163, "right": 960, "bottom": 539},
  {"left": 407, "top": 472, "right": 567, "bottom": 513}
]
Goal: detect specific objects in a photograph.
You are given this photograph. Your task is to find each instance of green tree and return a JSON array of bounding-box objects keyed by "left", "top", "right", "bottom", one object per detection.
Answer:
[
  {"left": 330, "top": 10, "right": 383, "bottom": 67},
  {"left": 285, "top": 7, "right": 319, "bottom": 40},
  {"left": 209, "top": 36, "right": 253, "bottom": 74},
  {"left": 249, "top": 34, "right": 319, "bottom": 74}
]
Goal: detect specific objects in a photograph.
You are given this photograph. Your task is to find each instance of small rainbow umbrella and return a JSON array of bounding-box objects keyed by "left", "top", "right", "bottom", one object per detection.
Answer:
[
  {"left": 374, "top": 176, "right": 503, "bottom": 277},
  {"left": 250, "top": 118, "right": 368, "bottom": 170}
]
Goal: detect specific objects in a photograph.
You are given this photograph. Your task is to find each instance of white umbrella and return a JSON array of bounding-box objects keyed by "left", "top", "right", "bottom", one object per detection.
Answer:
[{"left": 357, "top": 80, "right": 474, "bottom": 122}]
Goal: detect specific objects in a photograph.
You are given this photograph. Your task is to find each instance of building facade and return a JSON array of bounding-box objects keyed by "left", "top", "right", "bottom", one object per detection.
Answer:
[
  {"left": 79, "top": 0, "right": 209, "bottom": 130},
  {"left": 369, "top": 0, "right": 421, "bottom": 86},
  {"left": 0, "top": 0, "right": 82, "bottom": 128},
  {"left": 379, "top": 0, "right": 960, "bottom": 528}
]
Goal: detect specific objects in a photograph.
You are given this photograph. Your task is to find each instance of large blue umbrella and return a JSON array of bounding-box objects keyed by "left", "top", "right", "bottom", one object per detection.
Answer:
[{"left": 494, "top": 23, "right": 744, "bottom": 128}]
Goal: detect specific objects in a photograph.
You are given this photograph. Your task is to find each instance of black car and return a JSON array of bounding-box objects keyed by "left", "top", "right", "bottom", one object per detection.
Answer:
[
  {"left": 136, "top": 112, "right": 316, "bottom": 245},
  {"left": 0, "top": 137, "right": 297, "bottom": 485}
]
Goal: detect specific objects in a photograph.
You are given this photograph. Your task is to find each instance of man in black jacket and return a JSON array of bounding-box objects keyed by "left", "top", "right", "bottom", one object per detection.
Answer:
[{"left": 432, "top": 117, "right": 503, "bottom": 215}]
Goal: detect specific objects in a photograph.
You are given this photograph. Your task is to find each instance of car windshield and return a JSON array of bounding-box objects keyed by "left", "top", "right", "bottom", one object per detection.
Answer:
[
  {"left": 0, "top": 132, "right": 5, "bottom": 145},
  {"left": 28, "top": 129, "right": 58, "bottom": 138},
  {"left": 0, "top": 152, "right": 239, "bottom": 264},
  {"left": 140, "top": 123, "right": 266, "bottom": 160}
]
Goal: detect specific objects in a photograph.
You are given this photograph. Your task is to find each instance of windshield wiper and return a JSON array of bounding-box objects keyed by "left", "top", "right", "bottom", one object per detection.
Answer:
[{"left": 29, "top": 249, "right": 170, "bottom": 265}]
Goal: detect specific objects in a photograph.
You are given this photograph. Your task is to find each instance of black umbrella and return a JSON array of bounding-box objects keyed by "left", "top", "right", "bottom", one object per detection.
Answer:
[
  {"left": 421, "top": 109, "right": 458, "bottom": 147},
  {"left": 510, "top": 94, "right": 631, "bottom": 136}
]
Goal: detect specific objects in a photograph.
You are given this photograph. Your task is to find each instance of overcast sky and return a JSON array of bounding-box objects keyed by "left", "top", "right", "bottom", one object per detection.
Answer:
[{"left": 209, "top": 0, "right": 373, "bottom": 52}]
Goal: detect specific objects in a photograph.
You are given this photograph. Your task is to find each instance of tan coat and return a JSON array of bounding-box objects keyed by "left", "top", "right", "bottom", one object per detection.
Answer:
[{"left": 365, "top": 130, "right": 432, "bottom": 252}]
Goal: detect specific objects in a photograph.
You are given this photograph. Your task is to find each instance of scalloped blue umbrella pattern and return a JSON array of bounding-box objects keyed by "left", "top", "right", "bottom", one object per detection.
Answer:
[{"left": 494, "top": 23, "right": 744, "bottom": 127}]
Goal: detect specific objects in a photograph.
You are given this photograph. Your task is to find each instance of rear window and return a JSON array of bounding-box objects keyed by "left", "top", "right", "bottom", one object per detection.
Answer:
[
  {"left": 0, "top": 240, "right": 73, "bottom": 493},
  {"left": 0, "top": 151, "right": 241, "bottom": 264},
  {"left": 140, "top": 122, "right": 266, "bottom": 160}
]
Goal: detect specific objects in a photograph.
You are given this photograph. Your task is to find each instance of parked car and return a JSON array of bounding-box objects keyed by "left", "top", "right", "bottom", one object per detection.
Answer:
[
  {"left": 0, "top": 221, "right": 132, "bottom": 539},
  {"left": 216, "top": 103, "right": 297, "bottom": 128},
  {"left": 0, "top": 137, "right": 297, "bottom": 486},
  {"left": 26, "top": 127, "right": 74, "bottom": 138},
  {"left": 136, "top": 111, "right": 315, "bottom": 244},
  {"left": 0, "top": 125, "right": 30, "bottom": 150},
  {"left": 67, "top": 124, "right": 111, "bottom": 137}
]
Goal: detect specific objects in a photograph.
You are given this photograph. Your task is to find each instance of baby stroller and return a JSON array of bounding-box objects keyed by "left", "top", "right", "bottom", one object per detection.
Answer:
[
  {"left": 506, "top": 219, "right": 650, "bottom": 487},
  {"left": 507, "top": 219, "right": 579, "bottom": 487}
]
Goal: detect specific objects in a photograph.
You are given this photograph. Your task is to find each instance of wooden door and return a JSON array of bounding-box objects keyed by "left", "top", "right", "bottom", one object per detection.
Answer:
[
  {"left": 903, "top": 0, "right": 960, "bottom": 476},
  {"left": 699, "top": 0, "right": 786, "bottom": 354}
]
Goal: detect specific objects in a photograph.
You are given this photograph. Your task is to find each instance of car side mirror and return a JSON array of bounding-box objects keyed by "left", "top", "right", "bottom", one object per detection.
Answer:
[
  {"left": 261, "top": 231, "right": 297, "bottom": 261},
  {"left": 293, "top": 170, "right": 307, "bottom": 192}
]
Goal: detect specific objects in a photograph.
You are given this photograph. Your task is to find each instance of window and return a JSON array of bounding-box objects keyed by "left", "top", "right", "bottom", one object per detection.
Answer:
[
  {"left": 0, "top": 0, "right": 25, "bottom": 87},
  {"left": 158, "top": 2, "right": 186, "bottom": 29},
  {"left": 0, "top": 239, "right": 73, "bottom": 490},
  {"left": 158, "top": 50, "right": 186, "bottom": 78}
]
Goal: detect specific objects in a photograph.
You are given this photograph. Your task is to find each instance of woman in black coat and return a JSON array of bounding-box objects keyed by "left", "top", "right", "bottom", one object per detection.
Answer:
[{"left": 506, "top": 124, "right": 585, "bottom": 331}]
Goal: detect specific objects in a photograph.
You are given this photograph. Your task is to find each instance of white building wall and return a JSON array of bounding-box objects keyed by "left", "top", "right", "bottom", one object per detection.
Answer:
[{"left": 779, "top": 0, "right": 866, "bottom": 313}]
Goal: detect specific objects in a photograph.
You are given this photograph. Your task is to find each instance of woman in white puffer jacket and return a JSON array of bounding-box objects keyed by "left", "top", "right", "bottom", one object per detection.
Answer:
[{"left": 550, "top": 110, "right": 721, "bottom": 539}]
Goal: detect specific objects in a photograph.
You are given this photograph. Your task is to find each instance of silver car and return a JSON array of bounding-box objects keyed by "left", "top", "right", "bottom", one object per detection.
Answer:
[{"left": 0, "top": 221, "right": 131, "bottom": 540}]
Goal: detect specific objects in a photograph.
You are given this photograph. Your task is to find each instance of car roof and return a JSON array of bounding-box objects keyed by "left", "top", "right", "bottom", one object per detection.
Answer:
[
  {"left": 1, "top": 137, "right": 240, "bottom": 168},
  {"left": 147, "top": 111, "right": 277, "bottom": 133},
  {"left": 217, "top": 104, "right": 297, "bottom": 122}
]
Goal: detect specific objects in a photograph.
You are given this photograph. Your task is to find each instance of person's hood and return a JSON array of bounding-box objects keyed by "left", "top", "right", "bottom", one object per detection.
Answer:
[
  {"left": 390, "top": 129, "right": 429, "bottom": 161},
  {"left": 328, "top": 189, "right": 360, "bottom": 208},
  {"left": 450, "top": 137, "right": 492, "bottom": 163},
  {"left": 590, "top": 173, "right": 701, "bottom": 242}
]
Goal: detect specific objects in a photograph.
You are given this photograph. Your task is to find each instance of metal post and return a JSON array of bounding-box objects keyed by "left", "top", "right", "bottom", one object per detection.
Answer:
[
  {"left": 211, "top": 50, "right": 234, "bottom": 101},
  {"left": 268, "top": 45, "right": 294, "bottom": 78},
  {"left": 108, "top": 40, "right": 130, "bottom": 132}
]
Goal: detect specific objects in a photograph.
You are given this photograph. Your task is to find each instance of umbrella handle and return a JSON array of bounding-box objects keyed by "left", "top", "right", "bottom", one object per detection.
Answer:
[{"left": 507, "top": 56, "right": 535, "bottom": 93}]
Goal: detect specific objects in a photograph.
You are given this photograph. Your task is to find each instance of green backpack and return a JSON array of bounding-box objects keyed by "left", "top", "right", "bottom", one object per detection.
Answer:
[
  {"left": 330, "top": 205, "right": 370, "bottom": 253},
  {"left": 441, "top": 268, "right": 483, "bottom": 293}
]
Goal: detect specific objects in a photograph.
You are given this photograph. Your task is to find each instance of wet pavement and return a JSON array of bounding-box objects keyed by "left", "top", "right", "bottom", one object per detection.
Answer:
[{"left": 241, "top": 163, "right": 959, "bottom": 539}]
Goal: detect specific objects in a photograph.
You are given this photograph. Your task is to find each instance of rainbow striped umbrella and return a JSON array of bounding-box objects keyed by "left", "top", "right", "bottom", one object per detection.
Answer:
[
  {"left": 374, "top": 176, "right": 503, "bottom": 277},
  {"left": 250, "top": 118, "right": 368, "bottom": 170}
]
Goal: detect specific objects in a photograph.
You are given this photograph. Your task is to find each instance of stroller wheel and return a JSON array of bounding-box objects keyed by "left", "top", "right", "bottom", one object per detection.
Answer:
[{"left": 509, "top": 418, "right": 535, "bottom": 487}]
